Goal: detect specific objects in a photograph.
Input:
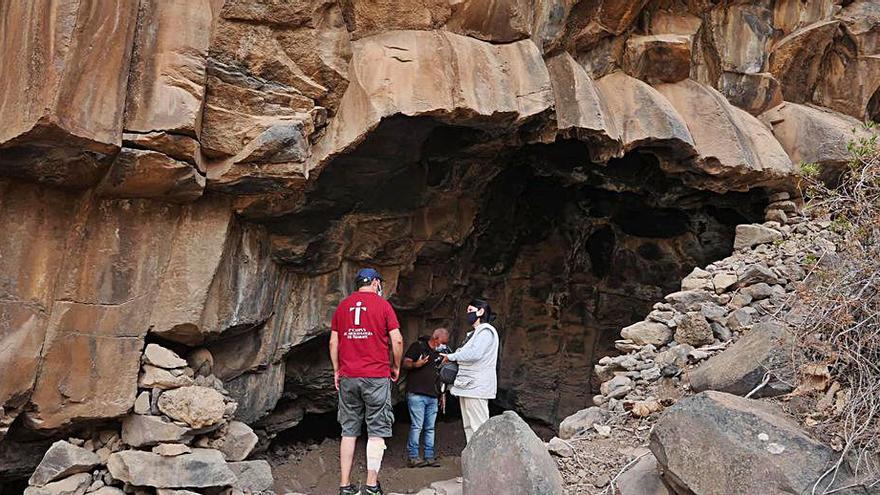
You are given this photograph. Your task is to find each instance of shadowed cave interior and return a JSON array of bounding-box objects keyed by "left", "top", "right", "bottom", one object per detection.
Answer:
[{"left": 248, "top": 115, "right": 768, "bottom": 439}]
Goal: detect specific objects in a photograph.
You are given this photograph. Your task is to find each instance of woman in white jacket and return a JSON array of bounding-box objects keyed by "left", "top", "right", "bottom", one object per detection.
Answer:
[{"left": 440, "top": 298, "right": 499, "bottom": 443}]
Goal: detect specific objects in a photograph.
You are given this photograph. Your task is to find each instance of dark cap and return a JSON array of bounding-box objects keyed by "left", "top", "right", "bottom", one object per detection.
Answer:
[{"left": 356, "top": 268, "right": 382, "bottom": 284}]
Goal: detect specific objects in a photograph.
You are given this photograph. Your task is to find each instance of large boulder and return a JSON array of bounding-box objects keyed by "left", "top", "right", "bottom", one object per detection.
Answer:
[
  {"left": 462, "top": 411, "right": 564, "bottom": 495},
  {"left": 107, "top": 449, "right": 236, "bottom": 489},
  {"left": 28, "top": 441, "right": 101, "bottom": 487},
  {"left": 228, "top": 460, "right": 274, "bottom": 493},
  {"left": 157, "top": 386, "right": 227, "bottom": 429},
  {"left": 196, "top": 421, "right": 258, "bottom": 461},
  {"left": 651, "top": 391, "right": 865, "bottom": 494},
  {"left": 760, "top": 102, "right": 877, "bottom": 183},
  {"left": 689, "top": 322, "right": 795, "bottom": 398}
]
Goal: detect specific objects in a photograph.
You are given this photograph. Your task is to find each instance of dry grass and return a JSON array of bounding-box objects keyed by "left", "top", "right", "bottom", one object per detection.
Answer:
[{"left": 787, "top": 127, "right": 880, "bottom": 493}]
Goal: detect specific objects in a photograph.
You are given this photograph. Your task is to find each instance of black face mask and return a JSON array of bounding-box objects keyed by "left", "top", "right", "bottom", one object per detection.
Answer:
[{"left": 466, "top": 311, "right": 480, "bottom": 325}]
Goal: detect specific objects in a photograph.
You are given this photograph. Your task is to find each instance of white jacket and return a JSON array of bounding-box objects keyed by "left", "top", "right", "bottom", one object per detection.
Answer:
[{"left": 447, "top": 323, "right": 499, "bottom": 399}]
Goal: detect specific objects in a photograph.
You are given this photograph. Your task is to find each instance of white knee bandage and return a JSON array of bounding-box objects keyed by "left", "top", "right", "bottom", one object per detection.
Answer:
[{"left": 366, "top": 437, "right": 386, "bottom": 472}]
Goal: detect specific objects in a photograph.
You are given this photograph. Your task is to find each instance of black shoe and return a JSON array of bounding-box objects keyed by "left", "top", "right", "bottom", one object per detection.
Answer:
[
  {"left": 362, "top": 482, "right": 383, "bottom": 495},
  {"left": 407, "top": 457, "right": 423, "bottom": 468},
  {"left": 422, "top": 457, "right": 441, "bottom": 467},
  {"left": 339, "top": 485, "right": 359, "bottom": 495}
]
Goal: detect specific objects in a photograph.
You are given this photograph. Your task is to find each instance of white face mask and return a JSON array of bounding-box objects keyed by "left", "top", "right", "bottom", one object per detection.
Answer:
[{"left": 377, "top": 282, "right": 384, "bottom": 298}]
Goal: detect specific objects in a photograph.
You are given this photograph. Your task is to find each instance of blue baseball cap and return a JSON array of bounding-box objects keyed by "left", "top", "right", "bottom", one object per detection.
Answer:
[{"left": 356, "top": 268, "right": 383, "bottom": 284}]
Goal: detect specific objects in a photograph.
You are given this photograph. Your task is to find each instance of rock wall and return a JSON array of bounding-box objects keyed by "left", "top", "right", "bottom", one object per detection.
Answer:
[{"left": 1, "top": 0, "right": 878, "bottom": 482}]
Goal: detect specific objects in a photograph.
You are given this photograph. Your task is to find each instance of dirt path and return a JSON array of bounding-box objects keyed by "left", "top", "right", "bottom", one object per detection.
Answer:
[{"left": 271, "top": 417, "right": 467, "bottom": 494}]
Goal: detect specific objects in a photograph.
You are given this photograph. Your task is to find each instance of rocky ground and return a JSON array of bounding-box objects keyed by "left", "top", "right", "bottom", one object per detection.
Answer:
[{"left": 544, "top": 198, "right": 872, "bottom": 494}]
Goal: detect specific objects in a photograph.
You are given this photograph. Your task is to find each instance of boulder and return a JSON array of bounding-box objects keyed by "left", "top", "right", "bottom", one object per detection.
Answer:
[
  {"left": 107, "top": 449, "right": 236, "bottom": 489},
  {"left": 673, "top": 312, "right": 714, "bottom": 347},
  {"left": 616, "top": 452, "right": 669, "bottom": 495},
  {"left": 198, "top": 421, "right": 258, "bottom": 461},
  {"left": 558, "top": 407, "right": 607, "bottom": 440},
  {"left": 24, "top": 473, "right": 92, "bottom": 495},
  {"left": 28, "top": 441, "right": 101, "bottom": 487},
  {"left": 760, "top": 102, "right": 877, "bottom": 184},
  {"left": 462, "top": 411, "right": 564, "bottom": 495},
  {"left": 620, "top": 321, "right": 672, "bottom": 347},
  {"left": 157, "top": 386, "right": 227, "bottom": 429},
  {"left": 712, "top": 273, "right": 737, "bottom": 293},
  {"left": 623, "top": 35, "right": 691, "bottom": 84},
  {"left": 121, "top": 414, "right": 192, "bottom": 448},
  {"left": 737, "top": 264, "right": 781, "bottom": 287},
  {"left": 89, "top": 488, "right": 124, "bottom": 495},
  {"left": 228, "top": 460, "right": 274, "bottom": 493},
  {"left": 651, "top": 391, "right": 864, "bottom": 494},
  {"left": 139, "top": 365, "right": 194, "bottom": 390},
  {"left": 143, "top": 344, "right": 188, "bottom": 370},
  {"left": 733, "top": 224, "right": 782, "bottom": 250},
  {"left": 689, "top": 322, "right": 794, "bottom": 397},
  {"left": 186, "top": 348, "right": 214, "bottom": 377}
]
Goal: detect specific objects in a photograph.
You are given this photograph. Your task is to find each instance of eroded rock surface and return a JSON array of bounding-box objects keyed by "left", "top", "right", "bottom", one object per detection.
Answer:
[{"left": 0, "top": 1, "right": 877, "bottom": 487}]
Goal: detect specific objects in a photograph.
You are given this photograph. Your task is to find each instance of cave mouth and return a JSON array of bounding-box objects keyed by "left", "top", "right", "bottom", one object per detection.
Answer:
[{"left": 263, "top": 115, "right": 768, "bottom": 443}]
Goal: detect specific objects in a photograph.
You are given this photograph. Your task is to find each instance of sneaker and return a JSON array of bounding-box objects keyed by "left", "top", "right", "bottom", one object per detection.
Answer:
[
  {"left": 422, "top": 457, "right": 441, "bottom": 467},
  {"left": 407, "top": 457, "right": 423, "bottom": 468},
  {"left": 339, "top": 485, "right": 359, "bottom": 495},
  {"left": 362, "top": 482, "right": 383, "bottom": 495}
]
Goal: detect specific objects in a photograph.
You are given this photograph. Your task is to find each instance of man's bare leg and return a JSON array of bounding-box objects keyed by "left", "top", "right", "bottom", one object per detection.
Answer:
[
  {"left": 340, "top": 436, "right": 357, "bottom": 486},
  {"left": 365, "top": 437, "right": 386, "bottom": 486}
]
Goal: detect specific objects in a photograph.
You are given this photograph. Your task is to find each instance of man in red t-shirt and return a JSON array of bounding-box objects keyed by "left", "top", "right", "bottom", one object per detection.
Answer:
[{"left": 330, "top": 268, "right": 403, "bottom": 495}]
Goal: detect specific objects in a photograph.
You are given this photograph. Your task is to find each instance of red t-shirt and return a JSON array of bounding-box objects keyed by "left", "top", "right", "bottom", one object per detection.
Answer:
[{"left": 331, "top": 291, "right": 400, "bottom": 378}]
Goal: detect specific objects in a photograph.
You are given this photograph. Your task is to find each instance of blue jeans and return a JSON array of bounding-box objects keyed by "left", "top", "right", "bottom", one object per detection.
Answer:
[{"left": 407, "top": 393, "right": 438, "bottom": 459}]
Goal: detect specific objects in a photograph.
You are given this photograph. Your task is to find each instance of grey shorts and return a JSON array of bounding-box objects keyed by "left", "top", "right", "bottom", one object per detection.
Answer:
[{"left": 337, "top": 377, "right": 394, "bottom": 438}]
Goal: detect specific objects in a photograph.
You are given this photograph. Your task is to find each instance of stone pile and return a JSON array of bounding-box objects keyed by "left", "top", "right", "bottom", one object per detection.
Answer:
[
  {"left": 550, "top": 202, "right": 858, "bottom": 493},
  {"left": 23, "top": 344, "right": 272, "bottom": 495},
  {"left": 583, "top": 194, "right": 838, "bottom": 418}
]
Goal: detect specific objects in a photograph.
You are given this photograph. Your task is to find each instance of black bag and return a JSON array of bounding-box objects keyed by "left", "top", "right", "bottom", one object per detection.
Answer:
[{"left": 438, "top": 361, "right": 458, "bottom": 384}]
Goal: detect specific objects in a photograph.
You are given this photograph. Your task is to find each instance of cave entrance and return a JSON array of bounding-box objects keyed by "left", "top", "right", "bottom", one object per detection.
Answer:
[{"left": 264, "top": 115, "right": 767, "bottom": 441}]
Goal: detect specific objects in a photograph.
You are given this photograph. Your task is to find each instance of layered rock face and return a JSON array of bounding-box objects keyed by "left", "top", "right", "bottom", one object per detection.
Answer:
[{"left": 0, "top": 0, "right": 877, "bottom": 483}]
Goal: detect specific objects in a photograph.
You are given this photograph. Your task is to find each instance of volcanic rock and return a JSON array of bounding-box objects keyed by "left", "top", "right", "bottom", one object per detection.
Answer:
[
  {"left": 733, "top": 224, "right": 782, "bottom": 250},
  {"left": 143, "top": 344, "right": 188, "bottom": 370},
  {"left": 462, "top": 411, "right": 564, "bottom": 495},
  {"left": 157, "top": 386, "right": 227, "bottom": 429},
  {"left": 107, "top": 449, "right": 236, "bottom": 489},
  {"left": 121, "top": 415, "right": 192, "bottom": 448},
  {"left": 673, "top": 312, "right": 714, "bottom": 347},
  {"left": 228, "top": 460, "right": 274, "bottom": 493},
  {"left": 558, "top": 407, "right": 607, "bottom": 440},
  {"left": 651, "top": 391, "right": 862, "bottom": 494},
  {"left": 620, "top": 321, "right": 672, "bottom": 347},
  {"left": 24, "top": 473, "right": 92, "bottom": 495},
  {"left": 689, "top": 322, "right": 795, "bottom": 398},
  {"left": 28, "top": 441, "right": 101, "bottom": 487}
]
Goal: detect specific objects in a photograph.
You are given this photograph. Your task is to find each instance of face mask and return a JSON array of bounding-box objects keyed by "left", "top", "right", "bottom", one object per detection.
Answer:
[
  {"left": 466, "top": 311, "right": 480, "bottom": 325},
  {"left": 377, "top": 282, "right": 384, "bottom": 298}
]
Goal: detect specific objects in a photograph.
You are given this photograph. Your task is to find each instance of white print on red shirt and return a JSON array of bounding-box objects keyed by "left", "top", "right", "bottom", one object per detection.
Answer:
[
  {"left": 345, "top": 328, "right": 374, "bottom": 340},
  {"left": 350, "top": 301, "right": 367, "bottom": 325}
]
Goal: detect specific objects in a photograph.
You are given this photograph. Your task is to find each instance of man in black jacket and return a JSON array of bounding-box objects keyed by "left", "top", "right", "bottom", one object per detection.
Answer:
[{"left": 402, "top": 327, "right": 450, "bottom": 467}]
